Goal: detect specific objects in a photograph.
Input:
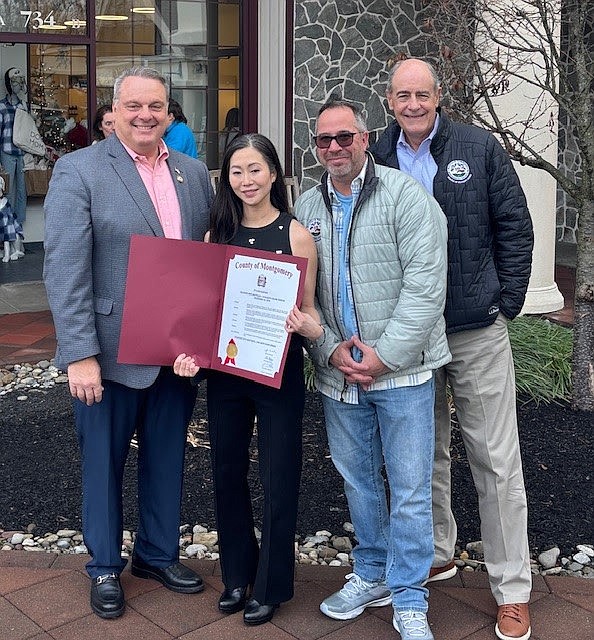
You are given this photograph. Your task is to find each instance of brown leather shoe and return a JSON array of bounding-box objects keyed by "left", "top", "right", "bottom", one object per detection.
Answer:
[
  {"left": 424, "top": 560, "right": 457, "bottom": 584},
  {"left": 495, "top": 603, "right": 531, "bottom": 640}
]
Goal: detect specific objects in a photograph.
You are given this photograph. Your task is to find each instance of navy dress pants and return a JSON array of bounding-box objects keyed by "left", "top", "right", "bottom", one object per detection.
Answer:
[
  {"left": 74, "top": 367, "right": 197, "bottom": 578},
  {"left": 207, "top": 346, "right": 304, "bottom": 604}
]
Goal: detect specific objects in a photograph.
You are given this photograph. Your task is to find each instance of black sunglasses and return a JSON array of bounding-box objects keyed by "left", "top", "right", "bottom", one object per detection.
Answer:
[{"left": 313, "top": 131, "right": 362, "bottom": 149}]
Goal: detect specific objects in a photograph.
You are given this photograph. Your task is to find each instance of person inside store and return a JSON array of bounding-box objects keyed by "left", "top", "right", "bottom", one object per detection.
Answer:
[
  {"left": 163, "top": 99, "right": 198, "bottom": 158},
  {"left": 0, "top": 67, "right": 28, "bottom": 254},
  {"left": 370, "top": 57, "right": 534, "bottom": 640},
  {"left": 43, "top": 66, "right": 213, "bottom": 620},
  {"left": 218, "top": 106, "right": 240, "bottom": 163},
  {"left": 173, "top": 133, "right": 322, "bottom": 626},
  {"left": 91, "top": 104, "right": 115, "bottom": 143}
]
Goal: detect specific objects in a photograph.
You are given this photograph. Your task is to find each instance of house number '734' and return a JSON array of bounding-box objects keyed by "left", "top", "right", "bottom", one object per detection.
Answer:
[{"left": 20, "top": 10, "right": 58, "bottom": 29}]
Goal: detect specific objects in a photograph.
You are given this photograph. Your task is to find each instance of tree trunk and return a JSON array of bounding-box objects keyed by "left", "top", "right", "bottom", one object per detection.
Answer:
[{"left": 571, "top": 198, "right": 594, "bottom": 411}]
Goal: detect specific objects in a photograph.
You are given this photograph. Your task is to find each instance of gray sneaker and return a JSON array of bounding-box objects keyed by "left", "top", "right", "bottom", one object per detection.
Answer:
[
  {"left": 319, "top": 572, "right": 391, "bottom": 620},
  {"left": 393, "top": 610, "right": 434, "bottom": 640}
]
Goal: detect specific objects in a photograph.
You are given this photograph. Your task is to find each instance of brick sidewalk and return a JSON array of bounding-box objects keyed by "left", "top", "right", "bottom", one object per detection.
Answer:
[
  {"left": 0, "top": 310, "right": 55, "bottom": 367},
  {"left": 0, "top": 551, "right": 592, "bottom": 640}
]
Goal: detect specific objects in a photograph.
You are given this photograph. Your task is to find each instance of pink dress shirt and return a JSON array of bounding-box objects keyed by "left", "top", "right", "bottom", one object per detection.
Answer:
[{"left": 121, "top": 139, "right": 183, "bottom": 239}]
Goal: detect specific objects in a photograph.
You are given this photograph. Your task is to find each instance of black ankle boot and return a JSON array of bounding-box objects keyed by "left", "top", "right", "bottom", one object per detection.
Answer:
[
  {"left": 243, "top": 597, "right": 278, "bottom": 625},
  {"left": 218, "top": 585, "right": 248, "bottom": 613}
]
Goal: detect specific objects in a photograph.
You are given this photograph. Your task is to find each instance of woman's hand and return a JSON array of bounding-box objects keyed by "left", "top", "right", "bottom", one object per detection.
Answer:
[
  {"left": 286, "top": 305, "right": 323, "bottom": 340},
  {"left": 173, "top": 353, "right": 200, "bottom": 377}
]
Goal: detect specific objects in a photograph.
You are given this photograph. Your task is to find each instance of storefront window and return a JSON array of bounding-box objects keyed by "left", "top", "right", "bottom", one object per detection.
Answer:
[
  {"left": 94, "top": 0, "right": 239, "bottom": 166},
  {"left": 0, "top": 0, "right": 239, "bottom": 167},
  {"left": 30, "top": 44, "right": 88, "bottom": 155}
]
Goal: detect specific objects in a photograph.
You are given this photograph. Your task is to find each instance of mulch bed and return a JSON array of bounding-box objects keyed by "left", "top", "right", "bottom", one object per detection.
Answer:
[{"left": 0, "top": 383, "right": 591, "bottom": 557}]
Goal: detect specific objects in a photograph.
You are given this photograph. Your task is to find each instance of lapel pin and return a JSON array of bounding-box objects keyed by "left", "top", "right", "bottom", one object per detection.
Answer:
[{"left": 175, "top": 168, "right": 184, "bottom": 183}]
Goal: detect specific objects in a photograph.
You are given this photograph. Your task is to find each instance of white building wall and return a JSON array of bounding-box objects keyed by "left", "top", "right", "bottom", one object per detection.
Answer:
[{"left": 476, "top": 2, "right": 563, "bottom": 314}]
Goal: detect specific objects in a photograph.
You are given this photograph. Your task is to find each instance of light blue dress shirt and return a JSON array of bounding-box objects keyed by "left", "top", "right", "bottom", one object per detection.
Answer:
[{"left": 396, "top": 114, "right": 440, "bottom": 196}]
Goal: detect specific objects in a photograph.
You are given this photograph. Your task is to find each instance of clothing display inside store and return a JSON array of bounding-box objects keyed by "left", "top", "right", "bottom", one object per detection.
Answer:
[{"left": 0, "top": 67, "right": 28, "bottom": 236}]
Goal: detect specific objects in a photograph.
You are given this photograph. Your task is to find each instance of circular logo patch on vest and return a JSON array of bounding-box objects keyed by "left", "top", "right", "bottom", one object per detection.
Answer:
[
  {"left": 307, "top": 218, "right": 322, "bottom": 242},
  {"left": 446, "top": 160, "right": 472, "bottom": 183}
]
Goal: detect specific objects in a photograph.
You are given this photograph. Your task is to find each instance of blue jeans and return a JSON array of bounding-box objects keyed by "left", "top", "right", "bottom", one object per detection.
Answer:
[
  {"left": 0, "top": 152, "right": 26, "bottom": 224},
  {"left": 322, "top": 377, "right": 435, "bottom": 612}
]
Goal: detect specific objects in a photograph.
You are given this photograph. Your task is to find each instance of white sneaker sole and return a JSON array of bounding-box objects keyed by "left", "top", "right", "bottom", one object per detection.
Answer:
[
  {"left": 423, "top": 565, "right": 458, "bottom": 584},
  {"left": 393, "top": 617, "right": 434, "bottom": 640},
  {"left": 495, "top": 623, "right": 531, "bottom": 640},
  {"left": 319, "top": 594, "right": 392, "bottom": 620}
]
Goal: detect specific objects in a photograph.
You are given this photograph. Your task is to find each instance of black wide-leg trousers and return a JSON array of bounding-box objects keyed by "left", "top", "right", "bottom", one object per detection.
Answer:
[{"left": 207, "top": 347, "right": 304, "bottom": 604}]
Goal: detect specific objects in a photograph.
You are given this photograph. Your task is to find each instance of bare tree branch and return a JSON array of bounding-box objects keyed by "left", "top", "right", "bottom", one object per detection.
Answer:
[{"left": 423, "top": 0, "right": 594, "bottom": 409}]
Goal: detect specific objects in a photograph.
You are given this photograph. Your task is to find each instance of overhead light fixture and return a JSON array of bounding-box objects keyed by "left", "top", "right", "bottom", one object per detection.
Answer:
[
  {"left": 64, "top": 19, "right": 87, "bottom": 27},
  {"left": 132, "top": 7, "right": 155, "bottom": 13},
  {"left": 96, "top": 15, "right": 129, "bottom": 21},
  {"left": 39, "top": 24, "right": 68, "bottom": 30}
]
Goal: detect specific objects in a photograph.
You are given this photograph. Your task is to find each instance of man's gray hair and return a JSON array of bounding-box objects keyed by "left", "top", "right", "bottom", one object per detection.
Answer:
[
  {"left": 386, "top": 59, "right": 441, "bottom": 94},
  {"left": 316, "top": 98, "right": 367, "bottom": 132},
  {"left": 113, "top": 67, "right": 169, "bottom": 103}
]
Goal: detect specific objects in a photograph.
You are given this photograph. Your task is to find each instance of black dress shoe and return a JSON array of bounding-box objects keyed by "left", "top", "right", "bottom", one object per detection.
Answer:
[
  {"left": 131, "top": 556, "right": 204, "bottom": 593},
  {"left": 218, "top": 585, "right": 248, "bottom": 613},
  {"left": 90, "top": 573, "right": 125, "bottom": 619},
  {"left": 243, "top": 597, "right": 278, "bottom": 625}
]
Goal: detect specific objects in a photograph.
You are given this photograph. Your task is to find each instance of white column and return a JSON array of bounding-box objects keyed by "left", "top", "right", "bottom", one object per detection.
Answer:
[
  {"left": 518, "top": 164, "right": 564, "bottom": 314},
  {"left": 477, "top": 2, "right": 563, "bottom": 313},
  {"left": 258, "top": 0, "right": 286, "bottom": 162}
]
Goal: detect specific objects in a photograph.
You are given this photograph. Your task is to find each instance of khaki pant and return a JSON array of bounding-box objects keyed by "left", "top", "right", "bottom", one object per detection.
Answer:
[{"left": 432, "top": 314, "right": 532, "bottom": 604}]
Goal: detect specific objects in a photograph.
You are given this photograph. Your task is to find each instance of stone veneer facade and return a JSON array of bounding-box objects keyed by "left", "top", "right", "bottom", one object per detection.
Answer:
[
  {"left": 292, "top": 0, "right": 578, "bottom": 247},
  {"left": 292, "top": 0, "right": 430, "bottom": 193}
]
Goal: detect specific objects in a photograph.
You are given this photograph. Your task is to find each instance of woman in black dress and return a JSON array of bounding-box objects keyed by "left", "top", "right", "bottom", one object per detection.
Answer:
[{"left": 174, "top": 134, "right": 321, "bottom": 625}]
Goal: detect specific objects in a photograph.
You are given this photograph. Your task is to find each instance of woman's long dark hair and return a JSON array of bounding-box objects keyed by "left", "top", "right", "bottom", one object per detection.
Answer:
[
  {"left": 168, "top": 99, "right": 187, "bottom": 124},
  {"left": 92, "top": 104, "right": 113, "bottom": 140},
  {"left": 210, "top": 133, "right": 290, "bottom": 244}
]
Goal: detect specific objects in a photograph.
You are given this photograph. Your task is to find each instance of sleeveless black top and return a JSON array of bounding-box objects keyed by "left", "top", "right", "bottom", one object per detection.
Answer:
[{"left": 229, "top": 211, "right": 294, "bottom": 255}]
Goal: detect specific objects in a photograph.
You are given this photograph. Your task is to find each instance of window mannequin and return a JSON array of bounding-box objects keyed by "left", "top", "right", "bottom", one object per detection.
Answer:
[
  {"left": 65, "top": 117, "right": 89, "bottom": 150},
  {"left": 0, "top": 175, "right": 24, "bottom": 262},
  {"left": 0, "top": 67, "right": 28, "bottom": 254}
]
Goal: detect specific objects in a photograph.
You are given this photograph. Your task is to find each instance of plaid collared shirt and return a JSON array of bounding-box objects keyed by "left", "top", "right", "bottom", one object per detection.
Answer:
[
  {"left": 326, "top": 162, "right": 365, "bottom": 348},
  {"left": 0, "top": 97, "right": 25, "bottom": 156},
  {"left": 324, "top": 160, "right": 432, "bottom": 404}
]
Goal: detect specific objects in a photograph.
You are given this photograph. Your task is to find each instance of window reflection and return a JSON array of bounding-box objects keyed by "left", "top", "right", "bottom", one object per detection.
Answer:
[
  {"left": 0, "top": 0, "right": 87, "bottom": 34},
  {"left": 29, "top": 44, "right": 88, "bottom": 156},
  {"left": 95, "top": 0, "right": 240, "bottom": 167},
  {"left": 0, "top": 0, "right": 240, "bottom": 167}
]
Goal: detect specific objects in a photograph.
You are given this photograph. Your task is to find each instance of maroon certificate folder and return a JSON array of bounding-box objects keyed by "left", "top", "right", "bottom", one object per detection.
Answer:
[{"left": 117, "top": 235, "right": 307, "bottom": 388}]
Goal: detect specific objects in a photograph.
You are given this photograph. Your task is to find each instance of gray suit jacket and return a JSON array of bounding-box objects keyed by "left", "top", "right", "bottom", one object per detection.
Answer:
[{"left": 43, "top": 134, "right": 213, "bottom": 389}]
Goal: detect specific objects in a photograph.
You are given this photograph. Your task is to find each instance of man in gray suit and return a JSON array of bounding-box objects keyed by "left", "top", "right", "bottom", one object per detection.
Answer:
[{"left": 43, "top": 67, "right": 213, "bottom": 619}]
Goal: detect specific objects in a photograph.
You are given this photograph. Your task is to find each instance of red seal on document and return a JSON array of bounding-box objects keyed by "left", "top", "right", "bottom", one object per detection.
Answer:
[{"left": 224, "top": 338, "right": 238, "bottom": 365}]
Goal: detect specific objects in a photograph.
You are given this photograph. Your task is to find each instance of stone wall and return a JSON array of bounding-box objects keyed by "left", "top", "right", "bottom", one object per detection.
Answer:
[
  {"left": 292, "top": 1, "right": 580, "bottom": 248},
  {"left": 293, "top": 0, "right": 429, "bottom": 192}
]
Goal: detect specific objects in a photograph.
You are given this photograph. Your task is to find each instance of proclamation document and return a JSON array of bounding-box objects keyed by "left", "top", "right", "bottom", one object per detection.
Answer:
[
  {"left": 118, "top": 236, "right": 307, "bottom": 388},
  {"left": 212, "top": 250, "right": 305, "bottom": 385}
]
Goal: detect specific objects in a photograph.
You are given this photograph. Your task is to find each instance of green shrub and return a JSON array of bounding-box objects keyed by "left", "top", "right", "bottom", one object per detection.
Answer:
[
  {"left": 303, "top": 316, "right": 573, "bottom": 404},
  {"left": 508, "top": 315, "right": 572, "bottom": 404},
  {"left": 304, "top": 354, "right": 316, "bottom": 392}
]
